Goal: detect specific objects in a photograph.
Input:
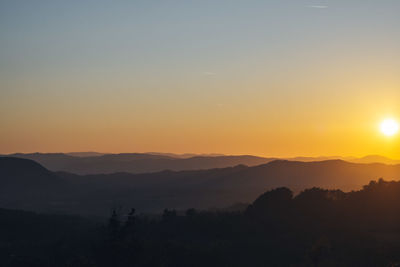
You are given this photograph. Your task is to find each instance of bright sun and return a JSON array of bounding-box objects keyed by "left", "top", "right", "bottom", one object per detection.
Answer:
[{"left": 380, "top": 118, "right": 399, "bottom": 137}]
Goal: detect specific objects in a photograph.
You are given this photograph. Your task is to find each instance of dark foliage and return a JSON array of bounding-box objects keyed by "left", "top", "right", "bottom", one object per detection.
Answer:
[{"left": 3, "top": 179, "right": 400, "bottom": 266}]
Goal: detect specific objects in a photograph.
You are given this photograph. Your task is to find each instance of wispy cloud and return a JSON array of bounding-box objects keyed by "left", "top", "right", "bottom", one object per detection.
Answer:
[
  {"left": 203, "top": 71, "right": 216, "bottom": 76},
  {"left": 308, "top": 5, "right": 328, "bottom": 9}
]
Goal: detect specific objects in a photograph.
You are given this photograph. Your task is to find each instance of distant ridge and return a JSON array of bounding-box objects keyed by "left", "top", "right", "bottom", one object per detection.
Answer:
[
  {"left": 3, "top": 153, "right": 275, "bottom": 175},
  {"left": 351, "top": 155, "right": 400, "bottom": 165},
  {"left": 1, "top": 157, "right": 400, "bottom": 215},
  {"left": 145, "top": 152, "right": 225, "bottom": 159},
  {"left": 66, "top": 152, "right": 105, "bottom": 157},
  {"left": 2, "top": 152, "right": 400, "bottom": 175}
]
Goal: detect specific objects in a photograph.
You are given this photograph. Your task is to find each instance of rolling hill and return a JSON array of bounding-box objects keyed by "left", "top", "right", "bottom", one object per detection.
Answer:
[
  {"left": 3, "top": 153, "right": 275, "bottom": 174},
  {"left": 1, "top": 157, "right": 400, "bottom": 216},
  {"left": 3, "top": 152, "right": 400, "bottom": 175}
]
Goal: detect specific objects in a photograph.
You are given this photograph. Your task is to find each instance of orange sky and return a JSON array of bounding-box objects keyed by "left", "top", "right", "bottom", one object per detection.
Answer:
[{"left": 1, "top": 1, "right": 400, "bottom": 158}]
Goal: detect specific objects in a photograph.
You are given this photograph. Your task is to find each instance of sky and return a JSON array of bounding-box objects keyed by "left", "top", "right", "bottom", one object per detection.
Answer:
[{"left": 1, "top": 0, "right": 399, "bottom": 158}]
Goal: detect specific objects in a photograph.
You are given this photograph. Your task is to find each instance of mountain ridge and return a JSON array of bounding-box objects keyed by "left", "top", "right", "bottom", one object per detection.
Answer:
[
  {"left": 1, "top": 157, "right": 400, "bottom": 215},
  {"left": 2, "top": 152, "right": 400, "bottom": 175}
]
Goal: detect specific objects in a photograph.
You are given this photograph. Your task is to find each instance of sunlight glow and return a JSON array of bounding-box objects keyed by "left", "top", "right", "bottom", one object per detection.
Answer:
[{"left": 380, "top": 119, "right": 399, "bottom": 137}]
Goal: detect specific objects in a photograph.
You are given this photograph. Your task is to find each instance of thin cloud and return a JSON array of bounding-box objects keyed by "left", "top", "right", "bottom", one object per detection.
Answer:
[
  {"left": 308, "top": 5, "right": 328, "bottom": 8},
  {"left": 203, "top": 71, "right": 216, "bottom": 76}
]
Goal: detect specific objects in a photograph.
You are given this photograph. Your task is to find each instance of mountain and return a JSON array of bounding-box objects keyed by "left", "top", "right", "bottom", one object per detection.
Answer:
[
  {"left": 288, "top": 155, "right": 400, "bottom": 165},
  {"left": 145, "top": 152, "right": 225, "bottom": 158},
  {"left": 287, "top": 156, "right": 352, "bottom": 162},
  {"left": 66, "top": 152, "right": 105, "bottom": 157},
  {"left": 0, "top": 157, "right": 72, "bottom": 213},
  {"left": 3, "top": 153, "right": 275, "bottom": 174},
  {"left": 350, "top": 155, "right": 400, "bottom": 165},
  {"left": 1, "top": 157, "right": 400, "bottom": 216},
  {"left": 0, "top": 157, "right": 65, "bottom": 190},
  {"left": 4, "top": 152, "right": 399, "bottom": 175}
]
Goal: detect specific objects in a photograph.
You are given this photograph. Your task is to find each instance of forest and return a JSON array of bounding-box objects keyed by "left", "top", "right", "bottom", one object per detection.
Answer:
[{"left": 2, "top": 178, "right": 400, "bottom": 266}]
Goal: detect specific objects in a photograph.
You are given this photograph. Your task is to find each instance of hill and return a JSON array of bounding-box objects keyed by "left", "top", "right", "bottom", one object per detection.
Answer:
[
  {"left": 1, "top": 157, "right": 400, "bottom": 215},
  {"left": 3, "top": 180, "right": 400, "bottom": 266},
  {"left": 4, "top": 153, "right": 274, "bottom": 174},
  {"left": 4, "top": 152, "right": 400, "bottom": 175},
  {"left": 0, "top": 157, "right": 77, "bottom": 213}
]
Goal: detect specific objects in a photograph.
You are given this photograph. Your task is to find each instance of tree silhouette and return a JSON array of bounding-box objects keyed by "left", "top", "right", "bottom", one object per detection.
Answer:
[{"left": 108, "top": 209, "right": 121, "bottom": 240}]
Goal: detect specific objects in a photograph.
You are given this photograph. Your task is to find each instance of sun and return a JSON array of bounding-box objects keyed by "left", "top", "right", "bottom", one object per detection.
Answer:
[{"left": 380, "top": 118, "right": 399, "bottom": 137}]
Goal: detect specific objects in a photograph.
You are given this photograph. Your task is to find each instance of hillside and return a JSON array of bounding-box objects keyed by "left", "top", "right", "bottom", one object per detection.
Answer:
[
  {"left": 1, "top": 157, "right": 400, "bottom": 215},
  {"left": 4, "top": 153, "right": 274, "bottom": 174},
  {"left": 4, "top": 153, "right": 400, "bottom": 175}
]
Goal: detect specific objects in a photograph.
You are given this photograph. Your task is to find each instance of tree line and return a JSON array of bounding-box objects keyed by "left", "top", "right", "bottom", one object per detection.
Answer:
[{"left": 3, "top": 178, "right": 400, "bottom": 266}]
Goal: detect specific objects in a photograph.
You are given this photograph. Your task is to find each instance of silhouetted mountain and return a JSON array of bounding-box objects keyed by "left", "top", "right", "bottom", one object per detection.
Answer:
[
  {"left": 351, "top": 155, "right": 400, "bottom": 165},
  {"left": 4, "top": 153, "right": 275, "bottom": 174},
  {"left": 288, "top": 155, "right": 400, "bottom": 164},
  {"left": 0, "top": 157, "right": 73, "bottom": 213},
  {"left": 145, "top": 152, "right": 225, "bottom": 158},
  {"left": 1, "top": 157, "right": 400, "bottom": 215},
  {"left": 4, "top": 152, "right": 400, "bottom": 175},
  {"left": 287, "top": 156, "right": 352, "bottom": 162},
  {"left": 66, "top": 152, "right": 105, "bottom": 157},
  {"left": 0, "top": 157, "right": 69, "bottom": 193}
]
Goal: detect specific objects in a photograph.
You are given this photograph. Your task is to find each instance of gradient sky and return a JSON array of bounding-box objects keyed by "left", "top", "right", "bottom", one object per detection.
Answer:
[{"left": 1, "top": 0, "right": 399, "bottom": 158}]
